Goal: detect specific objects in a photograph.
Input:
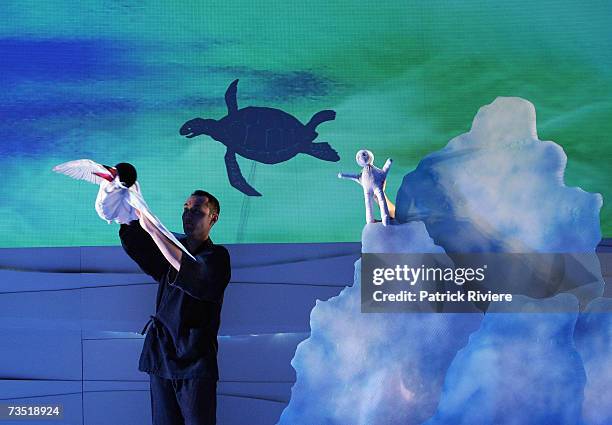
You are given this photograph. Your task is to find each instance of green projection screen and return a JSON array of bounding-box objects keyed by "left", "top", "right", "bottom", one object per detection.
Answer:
[{"left": 1, "top": 1, "right": 610, "bottom": 247}]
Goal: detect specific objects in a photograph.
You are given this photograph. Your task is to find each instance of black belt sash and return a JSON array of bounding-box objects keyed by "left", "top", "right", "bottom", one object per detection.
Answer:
[{"left": 140, "top": 315, "right": 160, "bottom": 336}]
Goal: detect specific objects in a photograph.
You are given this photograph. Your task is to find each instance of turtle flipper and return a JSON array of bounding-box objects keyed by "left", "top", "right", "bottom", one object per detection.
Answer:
[
  {"left": 306, "top": 110, "right": 336, "bottom": 130},
  {"left": 304, "top": 142, "right": 340, "bottom": 162},
  {"left": 224, "top": 150, "right": 262, "bottom": 196},
  {"left": 225, "top": 79, "right": 239, "bottom": 114}
]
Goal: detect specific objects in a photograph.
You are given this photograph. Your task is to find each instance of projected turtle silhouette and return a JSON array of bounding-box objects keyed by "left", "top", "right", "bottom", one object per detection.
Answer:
[{"left": 180, "top": 79, "right": 339, "bottom": 196}]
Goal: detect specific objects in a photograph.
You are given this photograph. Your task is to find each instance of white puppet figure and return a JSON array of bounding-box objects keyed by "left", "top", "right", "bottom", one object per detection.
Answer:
[
  {"left": 338, "top": 149, "right": 394, "bottom": 226},
  {"left": 53, "top": 159, "right": 196, "bottom": 260}
]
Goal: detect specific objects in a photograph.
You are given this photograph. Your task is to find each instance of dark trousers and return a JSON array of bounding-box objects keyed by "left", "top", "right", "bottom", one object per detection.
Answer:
[{"left": 149, "top": 374, "right": 217, "bottom": 425}]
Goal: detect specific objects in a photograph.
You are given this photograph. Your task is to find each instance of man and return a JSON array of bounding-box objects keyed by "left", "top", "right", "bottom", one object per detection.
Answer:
[{"left": 119, "top": 190, "right": 231, "bottom": 425}]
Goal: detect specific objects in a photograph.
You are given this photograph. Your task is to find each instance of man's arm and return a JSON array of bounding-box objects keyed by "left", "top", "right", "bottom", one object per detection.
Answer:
[
  {"left": 135, "top": 210, "right": 182, "bottom": 271},
  {"left": 119, "top": 220, "right": 171, "bottom": 282},
  {"left": 135, "top": 211, "right": 231, "bottom": 302},
  {"left": 169, "top": 246, "right": 231, "bottom": 303}
]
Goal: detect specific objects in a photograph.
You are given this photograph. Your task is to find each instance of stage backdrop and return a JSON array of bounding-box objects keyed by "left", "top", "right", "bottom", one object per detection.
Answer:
[{"left": 1, "top": 0, "right": 611, "bottom": 247}]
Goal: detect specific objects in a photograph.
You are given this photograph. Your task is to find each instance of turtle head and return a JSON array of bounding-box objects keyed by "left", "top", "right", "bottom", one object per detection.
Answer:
[
  {"left": 180, "top": 118, "right": 218, "bottom": 139},
  {"left": 356, "top": 149, "right": 374, "bottom": 167}
]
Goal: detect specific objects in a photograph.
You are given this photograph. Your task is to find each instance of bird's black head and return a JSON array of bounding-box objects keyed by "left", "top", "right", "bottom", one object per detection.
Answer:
[
  {"left": 180, "top": 118, "right": 218, "bottom": 139},
  {"left": 114, "top": 162, "right": 137, "bottom": 188}
]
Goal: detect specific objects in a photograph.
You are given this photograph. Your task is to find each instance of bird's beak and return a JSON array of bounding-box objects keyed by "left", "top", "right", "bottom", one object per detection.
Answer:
[
  {"left": 105, "top": 165, "right": 118, "bottom": 180},
  {"left": 93, "top": 165, "right": 117, "bottom": 182}
]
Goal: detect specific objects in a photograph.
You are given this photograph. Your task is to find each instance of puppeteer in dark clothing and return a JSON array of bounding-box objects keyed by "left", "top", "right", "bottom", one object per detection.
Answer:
[{"left": 119, "top": 220, "right": 231, "bottom": 424}]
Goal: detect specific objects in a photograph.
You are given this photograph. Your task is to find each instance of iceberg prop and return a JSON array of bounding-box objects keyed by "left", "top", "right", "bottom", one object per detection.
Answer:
[
  {"left": 575, "top": 298, "right": 612, "bottom": 425},
  {"left": 278, "top": 223, "right": 483, "bottom": 425},
  {"left": 396, "top": 97, "right": 604, "bottom": 306},
  {"left": 280, "top": 97, "right": 607, "bottom": 425},
  {"left": 396, "top": 97, "right": 602, "bottom": 254},
  {"left": 425, "top": 295, "right": 586, "bottom": 425}
]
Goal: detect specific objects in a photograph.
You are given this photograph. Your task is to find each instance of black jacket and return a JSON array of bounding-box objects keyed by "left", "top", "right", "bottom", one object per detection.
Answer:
[{"left": 119, "top": 220, "right": 231, "bottom": 380}]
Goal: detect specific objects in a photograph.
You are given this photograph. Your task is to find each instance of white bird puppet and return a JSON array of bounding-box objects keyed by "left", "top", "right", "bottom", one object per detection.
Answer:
[
  {"left": 338, "top": 149, "right": 394, "bottom": 226},
  {"left": 52, "top": 159, "right": 196, "bottom": 261}
]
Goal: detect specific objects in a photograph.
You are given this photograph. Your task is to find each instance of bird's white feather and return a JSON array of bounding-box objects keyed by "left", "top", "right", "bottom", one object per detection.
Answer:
[
  {"left": 52, "top": 159, "right": 109, "bottom": 185},
  {"left": 95, "top": 181, "right": 138, "bottom": 225}
]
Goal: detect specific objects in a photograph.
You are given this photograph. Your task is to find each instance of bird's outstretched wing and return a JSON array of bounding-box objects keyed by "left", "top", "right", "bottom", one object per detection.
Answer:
[
  {"left": 52, "top": 159, "right": 110, "bottom": 185},
  {"left": 127, "top": 184, "right": 197, "bottom": 262}
]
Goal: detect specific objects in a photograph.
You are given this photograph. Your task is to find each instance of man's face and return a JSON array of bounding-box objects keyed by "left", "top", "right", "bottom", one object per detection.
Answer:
[{"left": 182, "top": 195, "right": 217, "bottom": 238}]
